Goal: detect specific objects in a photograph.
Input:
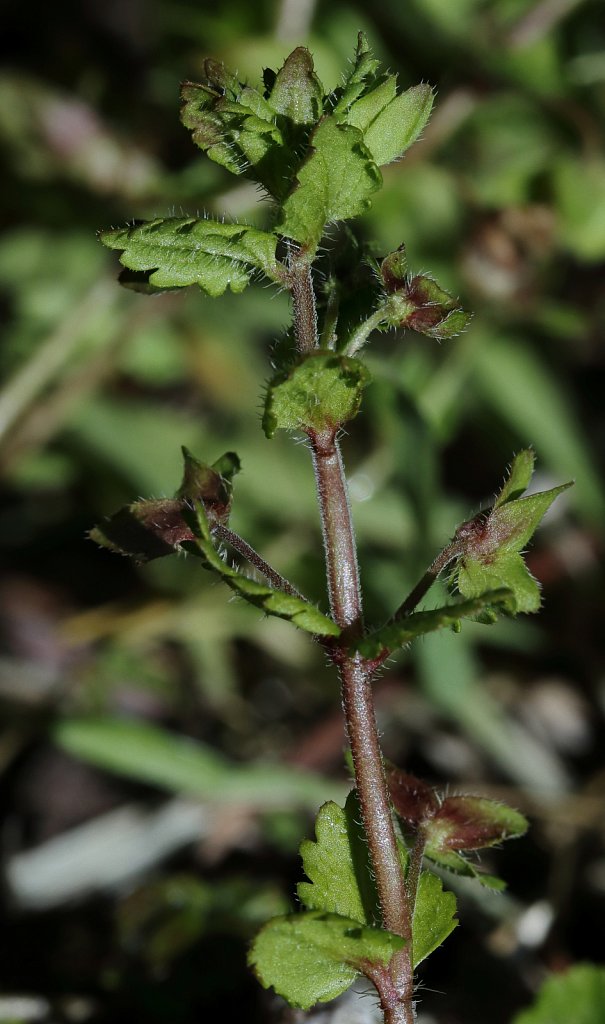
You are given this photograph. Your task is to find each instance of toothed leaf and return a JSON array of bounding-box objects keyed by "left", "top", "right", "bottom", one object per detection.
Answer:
[
  {"left": 413, "top": 871, "right": 458, "bottom": 965},
  {"left": 297, "top": 792, "right": 380, "bottom": 924},
  {"left": 276, "top": 118, "right": 382, "bottom": 250},
  {"left": 249, "top": 910, "right": 405, "bottom": 1011},
  {"left": 263, "top": 351, "right": 370, "bottom": 438},
  {"left": 452, "top": 456, "right": 572, "bottom": 615},
  {"left": 100, "top": 217, "right": 280, "bottom": 295}
]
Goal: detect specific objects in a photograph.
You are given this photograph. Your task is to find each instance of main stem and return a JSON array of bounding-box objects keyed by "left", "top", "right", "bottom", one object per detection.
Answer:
[{"left": 289, "top": 259, "right": 414, "bottom": 1022}]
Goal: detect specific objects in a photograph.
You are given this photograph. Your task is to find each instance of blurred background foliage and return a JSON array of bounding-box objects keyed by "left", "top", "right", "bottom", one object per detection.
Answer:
[{"left": 0, "top": 0, "right": 604, "bottom": 1022}]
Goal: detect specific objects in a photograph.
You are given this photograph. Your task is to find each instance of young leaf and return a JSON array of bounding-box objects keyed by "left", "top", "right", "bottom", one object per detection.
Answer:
[
  {"left": 413, "top": 871, "right": 458, "bottom": 966},
  {"left": 295, "top": 791, "right": 456, "bottom": 967},
  {"left": 426, "top": 795, "right": 528, "bottom": 853},
  {"left": 331, "top": 33, "right": 382, "bottom": 117},
  {"left": 100, "top": 217, "right": 281, "bottom": 295},
  {"left": 356, "top": 590, "right": 512, "bottom": 660},
  {"left": 333, "top": 35, "right": 434, "bottom": 166},
  {"left": 452, "top": 453, "right": 573, "bottom": 614},
  {"left": 180, "top": 68, "right": 289, "bottom": 197},
  {"left": 387, "top": 769, "right": 526, "bottom": 890},
  {"left": 513, "top": 964, "right": 605, "bottom": 1024},
  {"left": 90, "top": 448, "right": 239, "bottom": 561},
  {"left": 350, "top": 84, "right": 434, "bottom": 167},
  {"left": 263, "top": 351, "right": 370, "bottom": 438},
  {"left": 297, "top": 793, "right": 380, "bottom": 924},
  {"left": 267, "top": 47, "right": 324, "bottom": 126},
  {"left": 276, "top": 118, "right": 382, "bottom": 250},
  {"left": 182, "top": 501, "right": 340, "bottom": 637},
  {"left": 249, "top": 910, "right": 405, "bottom": 1011},
  {"left": 494, "top": 449, "right": 536, "bottom": 507}
]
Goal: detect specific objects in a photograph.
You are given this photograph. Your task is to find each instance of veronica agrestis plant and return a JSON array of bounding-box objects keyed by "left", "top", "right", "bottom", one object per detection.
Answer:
[{"left": 94, "top": 35, "right": 571, "bottom": 1024}]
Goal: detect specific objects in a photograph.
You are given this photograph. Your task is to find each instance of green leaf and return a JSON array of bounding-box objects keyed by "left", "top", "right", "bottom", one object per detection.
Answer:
[
  {"left": 452, "top": 462, "right": 573, "bottom": 614},
  {"left": 263, "top": 351, "right": 370, "bottom": 438},
  {"left": 356, "top": 591, "right": 512, "bottom": 659},
  {"left": 513, "top": 964, "right": 605, "bottom": 1024},
  {"left": 357, "top": 85, "right": 434, "bottom": 167},
  {"left": 413, "top": 871, "right": 458, "bottom": 966},
  {"left": 297, "top": 793, "right": 380, "bottom": 925},
  {"left": 276, "top": 117, "right": 382, "bottom": 249},
  {"left": 249, "top": 910, "right": 405, "bottom": 1010},
  {"left": 488, "top": 484, "right": 572, "bottom": 555},
  {"left": 267, "top": 47, "right": 324, "bottom": 125},
  {"left": 53, "top": 717, "right": 341, "bottom": 809},
  {"left": 183, "top": 501, "right": 340, "bottom": 637},
  {"left": 494, "top": 449, "right": 535, "bottom": 508},
  {"left": 331, "top": 33, "right": 382, "bottom": 118},
  {"left": 100, "top": 217, "right": 280, "bottom": 295},
  {"left": 295, "top": 791, "right": 457, "bottom": 967},
  {"left": 452, "top": 456, "right": 573, "bottom": 615},
  {"left": 457, "top": 553, "right": 541, "bottom": 614},
  {"left": 180, "top": 69, "right": 289, "bottom": 196},
  {"left": 333, "top": 35, "right": 433, "bottom": 166}
]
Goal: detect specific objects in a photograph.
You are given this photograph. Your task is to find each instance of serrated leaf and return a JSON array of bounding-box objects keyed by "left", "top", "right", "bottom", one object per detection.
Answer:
[
  {"left": 182, "top": 502, "right": 340, "bottom": 637},
  {"left": 331, "top": 33, "right": 382, "bottom": 118},
  {"left": 413, "top": 871, "right": 458, "bottom": 966},
  {"left": 295, "top": 791, "right": 456, "bottom": 968},
  {"left": 356, "top": 591, "right": 512, "bottom": 659},
  {"left": 458, "top": 552, "right": 542, "bottom": 614},
  {"left": 427, "top": 796, "right": 528, "bottom": 852},
  {"left": 180, "top": 71, "right": 289, "bottom": 196},
  {"left": 263, "top": 351, "right": 370, "bottom": 438},
  {"left": 332, "top": 35, "right": 433, "bottom": 166},
  {"left": 267, "top": 47, "right": 324, "bottom": 126},
  {"left": 100, "top": 217, "right": 280, "bottom": 295},
  {"left": 297, "top": 793, "right": 380, "bottom": 925},
  {"left": 452, "top": 456, "right": 573, "bottom": 615},
  {"left": 513, "top": 964, "right": 605, "bottom": 1024},
  {"left": 276, "top": 118, "right": 382, "bottom": 249},
  {"left": 494, "top": 449, "right": 535, "bottom": 507},
  {"left": 249, "top": 910, "right": 405, "bottom": 1010}
]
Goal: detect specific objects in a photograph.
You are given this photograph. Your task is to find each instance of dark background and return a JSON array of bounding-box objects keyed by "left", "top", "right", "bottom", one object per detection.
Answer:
[{"left": 1, "top": 1, "right": 604, "bottom": 1022}]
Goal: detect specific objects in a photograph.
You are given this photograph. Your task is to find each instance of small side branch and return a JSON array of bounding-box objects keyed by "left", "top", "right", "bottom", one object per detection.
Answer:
[{"left": 213, "top": 523, "right": 303, "bottom": 598}]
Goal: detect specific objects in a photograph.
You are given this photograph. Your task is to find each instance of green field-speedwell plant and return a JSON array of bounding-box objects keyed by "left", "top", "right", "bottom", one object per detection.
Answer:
[{"left": 94, "top": 35, "right": 572, "bottom": 1024}]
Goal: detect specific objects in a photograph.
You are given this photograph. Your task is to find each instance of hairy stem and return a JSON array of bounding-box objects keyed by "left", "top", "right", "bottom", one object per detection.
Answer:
[
  {"left": 390, "top": 541, "right": 460, "bottom": 622},
  {"left": 290, "top": 262, "right": 413, "bottom": 1017},
  {"left": 213, "top": 523, "right": 303, "bottom": 598}
]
